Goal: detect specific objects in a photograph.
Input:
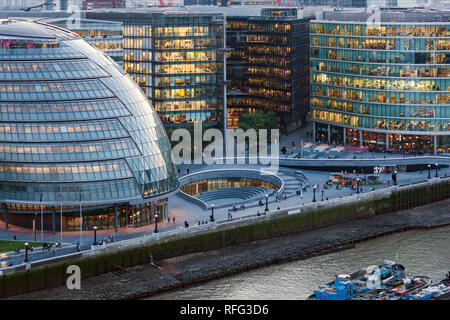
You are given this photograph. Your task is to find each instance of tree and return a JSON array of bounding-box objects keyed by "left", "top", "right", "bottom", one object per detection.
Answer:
[{"left": 238, "top": 110, "right": 279, "bottom": 135}]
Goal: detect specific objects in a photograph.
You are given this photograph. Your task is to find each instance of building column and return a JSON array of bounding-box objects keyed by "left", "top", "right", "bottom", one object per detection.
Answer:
[
  {"left": 434, "top": 135, "right": 437, "bottom": 155},
  {"left": 312, "top": 122, "right": 316, "bottom": 143},
  {"left": 359, "top": 130, "right": 363, "bottom": 148},
  {"left": 114, "top": 204, "right": 118, "bottom": 233},
  {"left": 343, "top": 127, "right": 346, "bottom": 145},
  {"left": 150, "top": 202, "right": 155, "bottom": 224},
  {"left": 52, "top": 207, "right": 56, "bottom": 234},
  {"left": 386, "top": 133, "right": 390, "bottom": 151},
  {"left": 327, "top": 124, "right": 331, "bottom": 144},
  {"left": 3, "top": 203, "right": 8, "bottom": 230}
]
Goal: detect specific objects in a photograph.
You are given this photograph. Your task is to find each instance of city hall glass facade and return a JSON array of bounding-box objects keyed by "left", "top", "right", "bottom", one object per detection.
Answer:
[
  {"left": 87, "top": 11, "right": 225, "bottom": 127},
  {"left": 227, "top": 8, "right": 310, "bottom": 132},
  {"left": 310, "top": 10, "right": 450, "bottom": 154},
  {"left": 0, "top": 19, "right": 178, "bottom": 231}
]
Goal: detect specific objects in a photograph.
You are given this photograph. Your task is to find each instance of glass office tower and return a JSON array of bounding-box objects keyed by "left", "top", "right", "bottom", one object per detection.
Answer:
[
  {"left": 227, "top": 8, "right": 310, "bottom": 132},
  {"left": 310, "top": 9, "right": 450, "bottom": 154},
  {"left": 0, "top": 19, "right": 178, "bottom": 231},
  {"left": 87, "top": 11, "right": 225, "bottom": 127}
]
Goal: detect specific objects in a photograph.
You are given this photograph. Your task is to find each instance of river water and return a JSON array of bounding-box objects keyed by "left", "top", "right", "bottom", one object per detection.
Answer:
[{"left": 152, "top": 226, "right": 450, "bottom": 300}]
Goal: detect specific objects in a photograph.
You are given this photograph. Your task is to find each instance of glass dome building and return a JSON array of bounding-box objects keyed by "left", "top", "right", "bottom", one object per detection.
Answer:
[{"left": 0, "top": 19, "right": 178, "bottom": 231}]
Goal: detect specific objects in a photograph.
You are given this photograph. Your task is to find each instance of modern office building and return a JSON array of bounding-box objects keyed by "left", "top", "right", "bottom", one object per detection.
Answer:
[
  {"left": 0, "top": 19, "right": 178, "bottom": 232},
  {"left": 226, "top": 7, "right": 311, "bottom": 132},
  {"left": 87, "top": 10, "right": 225, "bottom": 127},
  {"left": 310, "top": 9, "right": 450, "bottom": 154}
]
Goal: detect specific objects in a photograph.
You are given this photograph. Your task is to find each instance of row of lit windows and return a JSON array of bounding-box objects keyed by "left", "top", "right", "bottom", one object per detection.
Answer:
[
  {"left": 154, "top": 87, "right": 217, "bottom": 99},
  {"left": 312, "top": 109, "right": 450, "bottom": 132},
  {"left": 123, "top": 50, "right": 152, "bottom": 62},
  {"left": 312, "top": 84, "right": 450, "bottom": 105},
  {"left": 156, "top": 74, "right": 217, "bottom": 87},
  {"left": 311, "top": 96, "right": 450, "bottom": 118},
  {"left": 312, "top": 48, "right": 450, "bottom": 65},
  {"left": 90, "top": 41, "right": 123, "bottom": 51},
  {"left": 124, "top": 61, "right": 152, "bottom": 74},
  {"left": 311, "top": 73, "right": 449, "bottom": 92},
  {"left": 248, "top": 56, "right": 290, "bottom": 68},
  {"left": 154, "top": 39, "right": 219, "bottom": 50},
  {"left": 228, "top": 96, "right": 290, "bottom": 113},
  {"left": 124, "top": 26, "right": 215, "bottom": 38},
  {"left": 312, "top": 36, "right": 449, "bottom": 51},
  {"left": 248, "top": 66, "right": 291, "bottom": 78},
  {"left": 311, "top": 60, "right": 450, "bottom": 78},
  {"left": 248, "top": 45, "right": 291, "bottom": 57},
  {"left": 154, "top": 100, "right": 217, "bottom": 112},
  {"left": 160, "top": 111, "right": 217, "bottom": 125},
  {"left": 156, "top": 51, "right": 216, "bottom": 62},
  {"left": 248, "top": 77, "right": 291, "bottom": 91},
  {"left": 156, "top": 63, "right": 217, "bottom": 75},
  {"left": 246, "top": 35, "right": 289, "bottom": 45},
  {"left": 311, "top": 23, "right": 450, "bottom": 38}
]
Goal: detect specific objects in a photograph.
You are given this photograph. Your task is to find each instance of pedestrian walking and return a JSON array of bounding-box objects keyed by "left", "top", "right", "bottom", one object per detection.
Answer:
[{"left": 173, "top": 217, "right": 176, "bottom": 224}]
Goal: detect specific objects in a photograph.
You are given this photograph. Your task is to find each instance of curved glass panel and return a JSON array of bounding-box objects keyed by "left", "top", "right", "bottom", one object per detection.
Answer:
[
  {"left": 0, "top": 159, "right": 132, "bottom": 182},
  {"left": 0, "top": 120, "right": 128, "bottom": 142},
  {"left": 0, "top": 60, "right": 109, "bottom": 80},
  {"left": 0, "top": 99, "right": 130, "bottom": 122},
  {"left": 0, "top": 80, "right": 113, "bottom": 101},
  {"left": 0, "top": 178, "right": 141, "bottom": 202},
  {"left": 0, "top": 139, "right": 141, "bottom": 162}
]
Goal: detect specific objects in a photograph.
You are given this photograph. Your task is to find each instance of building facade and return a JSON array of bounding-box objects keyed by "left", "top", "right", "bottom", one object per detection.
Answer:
[
  {"left": 310, "top": 10, "right": 450, "bottom": 154},
  {"left": 43, "top": 18, "right": 124, "bottom": 66},
  {"left": 227, "top": 8, "right": 310, "bottom": 132},
  {"left": 87, "top": 10, "right": 225, "bottom": 127},
  {"left": 0, "top": 19, "right": 178, "bottom": 232}
]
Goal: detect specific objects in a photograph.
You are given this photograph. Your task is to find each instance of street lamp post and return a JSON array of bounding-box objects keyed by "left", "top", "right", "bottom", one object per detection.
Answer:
[
  {"left": 265, "top": 194, "right": 269, "bottom": 212},
  {"left": 40, "top": 193, "right": 43, "bottom": 243},
  {"left": 312, "top": 185, "right": 317, "bottom": 202},
  {"left": 34, "top": 213, "right": 37, "bottom": 241},
  {"left": 435, "top": 163, "right": 439, "bottom": 178},
  {"left": 428, "top": 164, "right": 431, "bottom": 179},
  {"left": 210, "top": 204, "right": 215, "bottom": 222},
  {"left": 393, "top": 170, "right": 398, "bottom": 186},
  {"left": 24, "top": 243, "right": 29, "bottom": 263},
  {"left": 93, "top": 226, "right": 97, "bottom": 245},
  {"left": 321, "top": 189, "right": 324, "bottom": 201},
  {"left": 154, "top": 214, "right": 159, "bottom": 233}
]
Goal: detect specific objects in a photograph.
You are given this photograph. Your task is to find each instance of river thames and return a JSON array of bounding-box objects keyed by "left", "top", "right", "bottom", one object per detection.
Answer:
[{"left": 152, "top": 226, "right": 450, "bottom": 300}]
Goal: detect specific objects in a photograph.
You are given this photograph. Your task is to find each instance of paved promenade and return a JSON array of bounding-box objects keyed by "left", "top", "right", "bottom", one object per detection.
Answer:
[{"left": 1, "top": 149, "right": 449, "bottom": 267}]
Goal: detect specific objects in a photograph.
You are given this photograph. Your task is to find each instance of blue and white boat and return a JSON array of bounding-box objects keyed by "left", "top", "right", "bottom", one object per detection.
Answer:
[{"left": 307, "top": 260, "right": 405, "bottom": 300}]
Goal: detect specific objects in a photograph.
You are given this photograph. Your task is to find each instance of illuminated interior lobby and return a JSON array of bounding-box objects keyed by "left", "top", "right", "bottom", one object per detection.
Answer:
[
  {"left": 310, "top": 9, "right": 450, "bottom": 154},
  {"left": 0, "top": 19, "right": 178, "bottom": 232}
]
